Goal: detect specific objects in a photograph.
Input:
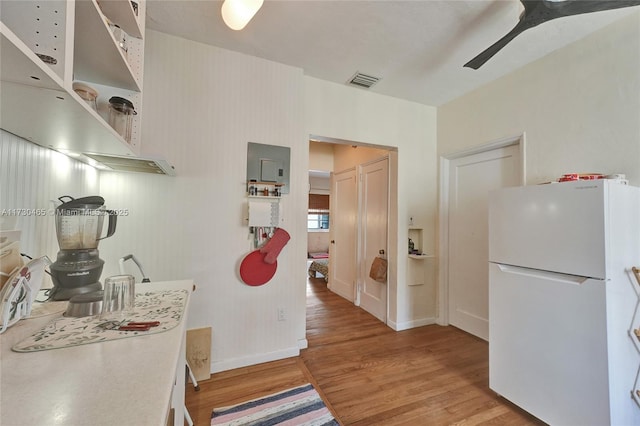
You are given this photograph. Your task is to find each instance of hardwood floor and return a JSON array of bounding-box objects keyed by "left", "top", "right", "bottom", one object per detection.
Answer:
[{"left": 185, "top": 277, "right": 545, "bottom": 425}]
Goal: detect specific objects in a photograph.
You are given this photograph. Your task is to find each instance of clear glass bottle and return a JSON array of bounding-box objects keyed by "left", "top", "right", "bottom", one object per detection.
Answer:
[{"left": 110, "top": 24, "right": 128, "bottom": 58}]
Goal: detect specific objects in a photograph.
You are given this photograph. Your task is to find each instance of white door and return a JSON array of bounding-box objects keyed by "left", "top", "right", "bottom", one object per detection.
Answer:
[
  {"left": 447, "top": 144, "right": 520, "bottom": 340},
  {"left": 358, "top": 158, "right": 388, "bottom": 322},
  {"left": 329, "top": 168, "right": 357, "bottom": 302}
]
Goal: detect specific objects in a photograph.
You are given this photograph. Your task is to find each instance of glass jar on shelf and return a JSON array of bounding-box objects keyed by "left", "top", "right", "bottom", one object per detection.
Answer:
[{"left": 108, "top": 97, "right": 137, "bottom": 143}]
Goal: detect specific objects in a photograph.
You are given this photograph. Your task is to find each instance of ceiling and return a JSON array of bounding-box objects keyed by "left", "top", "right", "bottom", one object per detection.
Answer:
[{"left": 146, "top": 1, "right": 639, "bottom": 106}]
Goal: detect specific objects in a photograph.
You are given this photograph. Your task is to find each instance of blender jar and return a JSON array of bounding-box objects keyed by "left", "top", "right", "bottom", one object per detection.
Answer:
[
  {"left": 55, "top": 196, "right": 117, "bottom": 250},
  {"left": 108, "top": 97, "right": 137, "bottom": 143}
]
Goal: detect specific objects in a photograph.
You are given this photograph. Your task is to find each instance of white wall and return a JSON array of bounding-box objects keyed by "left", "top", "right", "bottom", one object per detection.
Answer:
[
  {"left": 305, "top": 77, "right": 438, "bottom": 329},
  {"left": 0, "top": 130, "right": 100, "bottom": 282},
  {"left": 309, "top": 141, "right": 334, "bottom": 171},
  {"left": 439, "top": 13, "right": 640, "bottom": 186},
  {"left": 99, "top": 30, "right": 308, "bottom": 372},
  {"left": 332, "top": 144, "right": 389, "bottom": 173},
  {"left": 307, "top": 231, "right": 329, "bottom": 254}
]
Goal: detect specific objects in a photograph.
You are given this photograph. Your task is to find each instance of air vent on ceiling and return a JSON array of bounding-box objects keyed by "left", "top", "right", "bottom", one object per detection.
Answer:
[
  {"left": 347, "top": 72, "right": 381, "bottom": 89},
  {"left": 83, "top": 153, "right": 176, "bottom": 175}
]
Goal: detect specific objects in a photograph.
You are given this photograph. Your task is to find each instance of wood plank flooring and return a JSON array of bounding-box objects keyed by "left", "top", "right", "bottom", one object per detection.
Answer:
[{"left": 185, "top": 277, "right": 545, "bottom": 425}]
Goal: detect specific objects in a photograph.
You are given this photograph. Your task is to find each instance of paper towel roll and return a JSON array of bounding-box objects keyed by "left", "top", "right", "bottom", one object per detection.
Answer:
[{"left": 248, "top": 201, "right": 275, "bottom": 226}]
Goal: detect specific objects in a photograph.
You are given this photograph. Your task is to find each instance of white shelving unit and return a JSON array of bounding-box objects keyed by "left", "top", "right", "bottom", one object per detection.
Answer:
[
  {"left": 95, "top": 0, "right": 143, "bottom": 38},
  {"left": 0, "top": 0, "right": 145, "bottom": 157},
  {"left": 409, "top": 253, "right": 434, "bottom": 260},
  {"left": 631, "top": 267, "right": 640, "bottom": 407},
  {"left": 247, "top": 181, "right": 285, "bottom": 199},
  {"left": 407, "top": 227, "right": 433, "bottom": 286}
]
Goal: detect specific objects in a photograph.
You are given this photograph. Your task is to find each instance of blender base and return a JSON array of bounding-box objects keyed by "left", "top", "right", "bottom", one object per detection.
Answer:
[{"left": 50, "top": 282, "right": 102, "bottom": 301}]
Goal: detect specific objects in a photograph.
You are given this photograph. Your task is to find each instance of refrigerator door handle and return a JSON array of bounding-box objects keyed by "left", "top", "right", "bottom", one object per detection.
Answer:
[{"left": 494, "top": 263, "right": 590, "bottom": 285}]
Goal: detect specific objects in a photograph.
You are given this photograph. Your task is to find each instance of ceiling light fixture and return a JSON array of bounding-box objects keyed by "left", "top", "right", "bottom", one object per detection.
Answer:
[{"left": 221, "top": 0, "right": 263, "bottom": 30}]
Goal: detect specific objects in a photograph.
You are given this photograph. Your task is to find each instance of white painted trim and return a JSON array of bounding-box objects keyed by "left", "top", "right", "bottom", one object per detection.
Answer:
[
  {"left": 298, "top": 338, "right": 308, "bottom": 350},
  {"left": 387, "top": 317, "right": 437, "bottom": 331},
  {"left": 437, "top": 134, "right": 526, "bottom": 326},
  {"left": 441, "top": 133, "right": 526, "bottom": 161},
  {"left": 356, "top": 164, "right": 363, "bottom": 308},
  {"left": 437, "top": 156, "right": 451, "bottom": 326},
  {"left": 210, "top": 347, "right": 300, "bottom": 374},
  {"left": 310, "top": 134, "right": 397, "bottom": 152}
]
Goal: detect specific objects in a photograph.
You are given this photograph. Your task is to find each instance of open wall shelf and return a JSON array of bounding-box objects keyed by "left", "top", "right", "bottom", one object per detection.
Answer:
[{"left": 0, "top": 0, "right": 146, "bottom": 158}]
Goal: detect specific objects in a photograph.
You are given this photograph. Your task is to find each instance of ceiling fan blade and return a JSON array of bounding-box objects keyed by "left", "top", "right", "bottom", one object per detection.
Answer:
[
  {"left": 464, "top": 19, "right": 534, "bottom": 70},
  {"left": 546, "top": 0, "right": 640, "bottom": 18},
  {"left": 465, "top": 0, "right": 640, "bottom": 69}
]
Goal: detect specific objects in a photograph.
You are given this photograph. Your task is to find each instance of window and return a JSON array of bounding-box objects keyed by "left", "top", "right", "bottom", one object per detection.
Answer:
[
  {"left": 308, "top": 212, "right": 329, "bottom": 230},
  {"left": 308, "top": 194, "right": 330, "bottom": 230}
]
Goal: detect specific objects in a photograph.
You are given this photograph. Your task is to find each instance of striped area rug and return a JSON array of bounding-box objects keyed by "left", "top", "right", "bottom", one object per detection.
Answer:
[{"left": 211, "top": 383, "right": 339, "bottom": 426}]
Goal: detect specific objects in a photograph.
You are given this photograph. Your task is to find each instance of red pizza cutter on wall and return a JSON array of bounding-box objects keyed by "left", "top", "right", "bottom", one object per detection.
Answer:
[{"left": 239, "top": 228, "right": 290, "bottom": 286}]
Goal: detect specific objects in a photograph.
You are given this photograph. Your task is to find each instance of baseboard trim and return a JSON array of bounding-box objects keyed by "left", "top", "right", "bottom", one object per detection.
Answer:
[
  {"left": 210, "top": 346, "right": 300, "bottom": 374},
  {"left": 387, "top": 317, "right": 436, "bottom": 331},
  {"left": 327, "top": 285, "right": 354, "bottom": 303}
]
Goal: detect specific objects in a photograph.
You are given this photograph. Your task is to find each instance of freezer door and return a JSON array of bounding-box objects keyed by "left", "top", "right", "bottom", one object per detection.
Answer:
[
  {"left": 489, "top": 180, "right": 606, "bottom": 279},
  {"left": 489, "top": 263, "right": 609, "bottom": 425}
]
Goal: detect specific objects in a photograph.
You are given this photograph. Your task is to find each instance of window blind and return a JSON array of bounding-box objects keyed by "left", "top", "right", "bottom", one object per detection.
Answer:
[{"left": 308, "top": 194, "right": 329, "bottom": 210}]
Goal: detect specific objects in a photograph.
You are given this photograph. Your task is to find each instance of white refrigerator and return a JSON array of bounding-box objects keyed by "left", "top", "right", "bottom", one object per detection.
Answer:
[{"left": 488, "top": 179, "right": 640, "bottom": 426}]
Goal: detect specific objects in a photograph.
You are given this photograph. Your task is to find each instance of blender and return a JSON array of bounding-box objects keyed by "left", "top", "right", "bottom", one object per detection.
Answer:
[{"left": 49, "top": 196, "right": 117, "bottom": 301}]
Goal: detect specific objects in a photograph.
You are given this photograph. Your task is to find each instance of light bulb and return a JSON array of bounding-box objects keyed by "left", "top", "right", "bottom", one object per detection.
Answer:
[{"left": 221, "top": 0, "right": 264, "bottom": 31}]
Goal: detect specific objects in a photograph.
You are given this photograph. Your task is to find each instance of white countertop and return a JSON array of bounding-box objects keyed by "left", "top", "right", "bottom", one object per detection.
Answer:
[{"left": 0, "top": 280, "right": 193, "bottom": 426}]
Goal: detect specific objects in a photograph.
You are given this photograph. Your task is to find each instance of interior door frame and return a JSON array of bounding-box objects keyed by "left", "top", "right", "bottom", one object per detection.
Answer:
[{"left": 437, "top": 133, "right": 526, "bottom": 326}]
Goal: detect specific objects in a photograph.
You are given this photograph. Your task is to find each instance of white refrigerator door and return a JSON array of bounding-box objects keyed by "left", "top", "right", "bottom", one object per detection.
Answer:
[
  {"left": 489, "top": 180, "right": 606, "bottom": 279},
  {"left": 489, "top": 263, "right": 609, "bottom": 425}
]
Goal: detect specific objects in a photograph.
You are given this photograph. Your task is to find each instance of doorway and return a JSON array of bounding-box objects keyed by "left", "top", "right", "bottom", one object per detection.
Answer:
[
  {"left": 439, "top": 136, "right": 525, "bottom": 340},
  {"left": 309, "top": 138, "right": 393, "bottom": 325},
  {"left": 329, "top": 158, "right": 389, "bottom": 321}
]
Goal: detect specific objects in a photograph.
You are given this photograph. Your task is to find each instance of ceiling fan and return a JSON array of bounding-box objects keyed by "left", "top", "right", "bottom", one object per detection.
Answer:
[{"left": 464, "top": 0, "right": 640, "bottom": 69}]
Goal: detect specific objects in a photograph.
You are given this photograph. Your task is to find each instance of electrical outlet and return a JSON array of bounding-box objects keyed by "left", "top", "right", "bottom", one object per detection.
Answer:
[{"left": 277, "top": 307, "right": 286, "bottom": 321}]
